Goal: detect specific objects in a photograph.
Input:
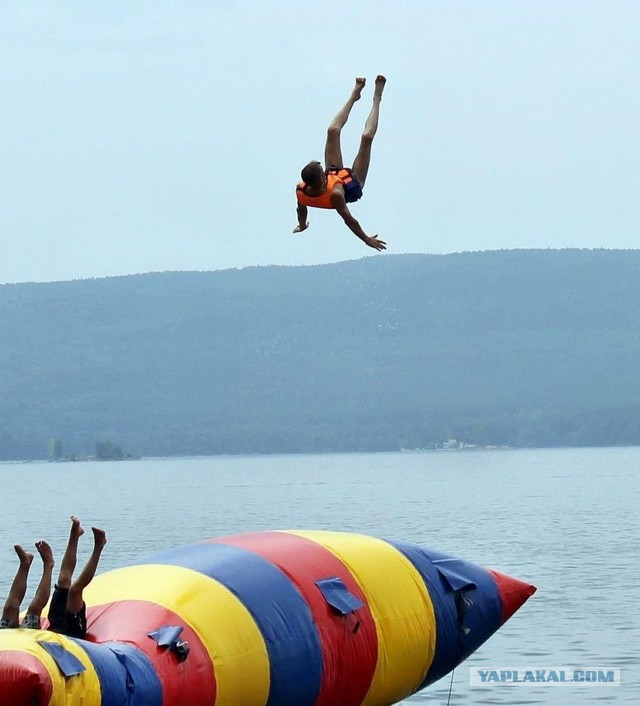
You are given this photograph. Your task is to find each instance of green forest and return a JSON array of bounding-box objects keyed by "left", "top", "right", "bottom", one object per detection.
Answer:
[{"left": 2, "top": 249, "right": 640, "bottom": 461}]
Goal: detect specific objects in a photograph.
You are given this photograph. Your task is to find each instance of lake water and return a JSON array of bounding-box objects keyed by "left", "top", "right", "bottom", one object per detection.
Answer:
[{"left": 1, "top": 447, "right": 638, "bottom": 704}]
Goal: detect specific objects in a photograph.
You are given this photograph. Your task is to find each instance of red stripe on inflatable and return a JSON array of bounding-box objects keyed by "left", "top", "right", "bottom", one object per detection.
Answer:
[
  {"left": 0, "top": 649, "right": 53, "bottom": 705},
  {"left": 85, "top": 600, "right": 216, "bottom": 706},
  {"left": 488, "top": 569, "right": 537, "bottom": 624},
  {"left": 207, "top": 531, "right": 378, "bottom": 706}
]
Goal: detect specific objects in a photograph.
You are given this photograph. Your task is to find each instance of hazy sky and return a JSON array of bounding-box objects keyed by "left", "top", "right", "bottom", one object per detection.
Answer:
[{"left": 1, "top": 1, "right": 638, "bottom": 284}]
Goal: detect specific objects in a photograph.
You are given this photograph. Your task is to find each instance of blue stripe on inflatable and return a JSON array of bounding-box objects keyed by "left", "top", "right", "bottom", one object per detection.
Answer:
[
  {"left": 75, "top": 640, "right": 162, "bottom": 706},
  {"left": 385, "top": 540, "right": 502, "bottom": 688},
  {"left": 140, "top": 542, "right": 323, "bottom": 706}
]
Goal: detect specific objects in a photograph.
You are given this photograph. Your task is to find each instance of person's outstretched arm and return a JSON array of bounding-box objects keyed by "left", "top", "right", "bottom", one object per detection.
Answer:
[
  {"left": 330, "top": 188, "right": 386, "bottom": 251},
  {"left": 293, "top": 203, "right": 309, "bottom": 233}
]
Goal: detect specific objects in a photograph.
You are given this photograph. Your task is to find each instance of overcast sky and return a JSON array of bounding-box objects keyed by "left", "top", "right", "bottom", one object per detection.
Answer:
[{"left": 1, "top": 1, "right": 638, "bottom": 284}]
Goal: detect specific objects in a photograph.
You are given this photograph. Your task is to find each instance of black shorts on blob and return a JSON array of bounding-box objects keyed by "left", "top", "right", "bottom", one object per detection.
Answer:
[{"left": 47, "top": 585, "right": 87, "bottom": 639}]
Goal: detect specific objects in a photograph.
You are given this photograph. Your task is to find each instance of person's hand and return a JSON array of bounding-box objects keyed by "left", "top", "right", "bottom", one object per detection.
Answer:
[
  {"left": 293, "top": 223, "right": 309, "bottom": 233},
  {"left": 366, "top": 235, "right": 386, "bottom": 251}
]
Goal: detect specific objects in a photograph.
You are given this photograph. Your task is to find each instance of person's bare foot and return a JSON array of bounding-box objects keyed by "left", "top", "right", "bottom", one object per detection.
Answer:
[
  {"left": 70, "top": 515, "right": 84, "bottom": 539},
  {"left": 91, "top": 527, "right": 107, "bottom": 550},
  {"left": 374, "top": 75, "right": 386, "bottom": 98},
  {"left": 352, "top": 77, "right": 366, "bottom": 100},
  {"left": 14, "top": 545, "right": 34, "bottom": 567},
  {"left": 35, "top": 540, "right": 54, "bottom": 569}
]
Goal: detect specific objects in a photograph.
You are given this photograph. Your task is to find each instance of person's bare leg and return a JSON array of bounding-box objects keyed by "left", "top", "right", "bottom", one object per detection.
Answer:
[
  {"left": 324, "top": 77, "right": 366, "bottom": 169},
  {"left": 1, "top": 546, "right": 33, "bottom": 626},
  {"left": 67, "top": 527, "right": 107, "bottom": 615},
  {"left": 57, "top": 516, "right": 84, "bottom": 590},
  {"left": 352, "top": 75, "right": 386, "bottom": 187},
  {"left": 25, "top": 541, "right": 54, "bottom": 618}
]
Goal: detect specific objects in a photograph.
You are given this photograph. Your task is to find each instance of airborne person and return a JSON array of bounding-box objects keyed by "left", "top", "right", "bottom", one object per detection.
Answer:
[{"left": 294, "top": 76, "right": 387, "bottom": 251}]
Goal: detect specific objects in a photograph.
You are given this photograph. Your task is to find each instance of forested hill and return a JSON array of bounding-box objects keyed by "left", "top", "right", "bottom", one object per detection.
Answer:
[{"left": 2, "top": 249, "right": 640, "bottom": 460}]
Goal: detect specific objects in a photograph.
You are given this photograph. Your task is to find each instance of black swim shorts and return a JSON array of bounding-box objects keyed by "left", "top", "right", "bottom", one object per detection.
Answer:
[{"left": 47, "top": 585, "right": 87, "bottom": 639}]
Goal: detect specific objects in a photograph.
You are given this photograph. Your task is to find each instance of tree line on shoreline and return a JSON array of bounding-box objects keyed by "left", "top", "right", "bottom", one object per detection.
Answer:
[{"left": 2, "top": 249, "right": 640, "bottom": 461}]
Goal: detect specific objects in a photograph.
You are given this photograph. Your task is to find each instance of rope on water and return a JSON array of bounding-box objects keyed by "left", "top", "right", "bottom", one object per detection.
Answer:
[{"left": 446, "top": 668, "right": 455, "bottom": 706}]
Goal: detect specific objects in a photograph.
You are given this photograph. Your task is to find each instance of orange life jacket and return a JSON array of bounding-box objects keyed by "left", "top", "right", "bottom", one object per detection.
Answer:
[{"left": 296, "top": 168, "right": 356, "bottom": 210}]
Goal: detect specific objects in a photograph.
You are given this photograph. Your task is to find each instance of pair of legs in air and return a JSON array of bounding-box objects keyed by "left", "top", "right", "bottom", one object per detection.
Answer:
[
  {"left": 325, "top": 75, "right": 386, "bottom": 188},
  {"left": 0, "top": 541, "right": 53, "bottom": 629},
  {"left": 1, "top": 516, "right": 107, "bottom": 637}
]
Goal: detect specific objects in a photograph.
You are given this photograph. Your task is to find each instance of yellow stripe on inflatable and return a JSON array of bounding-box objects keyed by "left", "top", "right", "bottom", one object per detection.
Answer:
[
  {"left": 0, "top": 628, "right": 102, "bottom": 706},
  {"left": 288, "top": 530, "right": 436, "bottom": 706},
  {"left": 83, "top": 564, "right": 271, "bottom": 706}
]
